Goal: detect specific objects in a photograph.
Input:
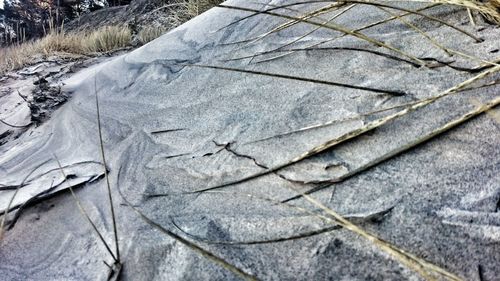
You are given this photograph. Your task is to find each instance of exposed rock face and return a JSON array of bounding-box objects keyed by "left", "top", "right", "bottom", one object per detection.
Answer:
[{"left": 0, "top": 1, "right": 499, "bottom": 280}]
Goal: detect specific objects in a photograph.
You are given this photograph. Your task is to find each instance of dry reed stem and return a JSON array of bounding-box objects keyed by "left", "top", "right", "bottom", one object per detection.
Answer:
[
  {"left": 54, "top": 156, "right": 119, "bottom": 264},
  {"left": 190, "top": 64, "right": 500, "bottom": 194}
]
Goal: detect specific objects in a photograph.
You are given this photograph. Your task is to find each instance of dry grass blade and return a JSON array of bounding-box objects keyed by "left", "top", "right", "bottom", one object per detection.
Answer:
[
  {"left": 253, "top": 3, "right": 441, "bottom": 64},
  {"left": 464, "top": 79, "right": 500, "bottom": 90},
  {"left": 238, "top": 3, "right": 346, "bottom": 48},
  {"left": 406, "top": 0, "right": 500, "bottom": 24},
  {"left": 251, "top": 76, "right": 496, "bottom": 144},
  {"left": 167, "top": 191, "right": 341, "bottom": 245},
  {"left": 188, "top": 64, "right": 407, "bottom": 95},
  {"left": 269, "top": 3, "right": 356, "bottom": 50},
  {"left": 219, "top": 2, "right": 346, "bottom": 50},
  {"left": 248, "top": 92, "right": 423, "bottom": 144},
  {"left": 172, "top": 219, "right": 340, "bottom": 245},
  {"left": 467, "top": 7, "right": 477, "bottom": 25},
  {"left": 288, "top": 185, "right": 464, "bottom": 280},
  {"left": 189, "top": 64, "right": 500, "bottom": 194},
  {"left": 6, "top": 180, "right": 56, "bottom": 230},
  {"left": 264, "top": 64, "right": 500, "bottom": 172},
  {"left": 169, "top": 188, "right": 462, "bottom": 279},
  {"left": 0, "top": 119, "right": 31, "bottom": 128},
  {"left": 218, "top": 4, "right": 428, "bottom": 66},
  {"left": 251, "top": 88, "right": 457, "bottom": 144},
  {"left": 246, "top": 0, "right": 487, "bottom": 64},
  {"left": 283, "top": 94, "right": 500, "bottom": 202},
  {"left": 94, "top": 76, "right": 121, "bottom": 263},
  {"left": 0, "top": 160, "right": 50, "bottom": 241},
  {"left": 215, "top": 1, "right": 342, "bottom": 35},
  {"left": 53, "top": 155, "right": 119, "bottom": 264},
  {"left": 470, "top": 97, "right": 500, "bottom": 122},
  {"left": 376, "top": 6, "right": 453, "bottom": 56},
  {"left": 224, "top": 4, "right": 356, "bottom": 62},
  {"left": 248, "top": 0, "right": 342, "bottom": 21},
  {"left": 247, "top": 114, "right": 363, "bottom": 144},
  {"left": 229, "top": 45, "right": 420, "bottom": 69},
  {"left": 374, "top": 6, "right": 498, "bottom": 67},
  {"left": 237, "top": 77, "right": 498, "bottom": 144},
  {"left": 159, "top": 184, "right": 460, "bottom": 280},
  {"left": 220, "top": 0, "right": 481, "bottom": 45},
  {"left": 337, "top": 0, "right": 483, "bottom": 41},
  {"left": 148, "top": 190, "right": 332, "bottom": 220},
  {"left": 116, "top": 170, "right": 258, "bottom": 281}
]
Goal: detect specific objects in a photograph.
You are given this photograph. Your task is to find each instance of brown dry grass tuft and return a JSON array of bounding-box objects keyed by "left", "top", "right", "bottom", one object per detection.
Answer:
[
  {"left": 0, "top": 25, "right": 132, "bottom": 75},
  {"left": 163, "top": 0, "right": 224, "bottom": 27},
  {"left": 0, "top": 43, "right": 40, "bottom": 75},
  {"left": 0, "top": 0, "right": 225, "bottom": 75},
  {"left": 416, "top": 0, "right": 500, "bottom": 23},
  {"left": 185, "top": 0, "right": 224, "bottom": 18},
  {"left": 83, "top": 25, "right": 132, "bottom": 53},
  {"left": 138, "top": 26, "right": 168, "bottom": 45}
]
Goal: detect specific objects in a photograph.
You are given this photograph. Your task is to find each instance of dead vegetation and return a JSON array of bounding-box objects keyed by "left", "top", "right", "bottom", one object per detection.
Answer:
[
  {"left": 161, "top": 1, "right": 498, "bottom": 280},
  {"left": 0, "top": 25, "right": 132, "bottom": 75},
  {"left": 185, "top": 0, "right": 225, "bottom": 18},
  {"left": 137, "top": 26, "right": 168, "bottom": 44},
  {"left": 148, "top": 1, "right": 499, "bottom": 280},
  {"left": 1, "top": 0, "right": 499, "bottom": 280},
  {"left": 0, "top": 0, "right": 224, "bottom": 75},
  {"left": 60, "top": 1, "right": 498, "bottom": 279},
  {"left": 156, "top": 0, "right": 224, "bottom": 27}
]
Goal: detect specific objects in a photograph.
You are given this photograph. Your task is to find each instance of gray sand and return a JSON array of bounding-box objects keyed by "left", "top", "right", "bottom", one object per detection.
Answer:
[{"left": 0, "top": 1, "right": 499, "bottom": 280}]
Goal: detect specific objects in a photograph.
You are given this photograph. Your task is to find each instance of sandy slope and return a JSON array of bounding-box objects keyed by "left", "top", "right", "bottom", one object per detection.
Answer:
[{"left": 0, "top": 1, "right": 499, "bottom": 280}]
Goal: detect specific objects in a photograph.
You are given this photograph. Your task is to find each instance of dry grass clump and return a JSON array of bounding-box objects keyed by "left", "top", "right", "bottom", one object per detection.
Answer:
[
  {"left": 118, "top": 0, "right": 224, "bottom": 46},
  {"left": 174, "top": 1, "right": 500, "bottom": 280},
  {"left": 160, "top": 0, "right": 223, "bottom": 27},
  {"left": 41, "top": 25, "right": 132, "bottom": 54},
  {"left": 83, "top": 25, "right": 132, "bottom": 53},
  {"left": 0, "top": 43, "right": 41, "bottom": 75},
  {"left": 185, "top": 0, "right": 224, "bottom": 18},
  {"left": 0, "top": 0, "right": 226, "bottom": 75},
  {"left": 137, "top": 26, "right": 167, "bottom": 45},
  {"left": 409, "top": 0, "right": 500, "bottom": 23},
  {"left": 0, "top": 25, "right": 132, "bottom": 75}
]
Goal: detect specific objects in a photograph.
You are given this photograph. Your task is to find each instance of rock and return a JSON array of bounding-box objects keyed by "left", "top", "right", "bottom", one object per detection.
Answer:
[{"left": 0, "top": 1, "right": 499, "bottom": 280}]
